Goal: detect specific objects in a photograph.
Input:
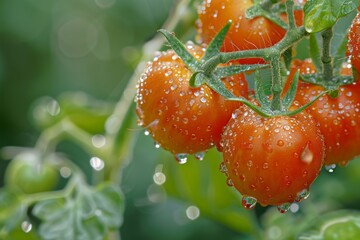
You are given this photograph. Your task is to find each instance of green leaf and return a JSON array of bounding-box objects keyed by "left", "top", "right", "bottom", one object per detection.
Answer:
[
  {"left": 246, "top": 4, "right": 287, "bottom": 29},
  {"left": 32, "top": 184, "right": 124, "bottom": 240},
  {"left": 206, "top": 74, "right": 272, "bottom": 117},
  {"left": 189, "top": 71, "right": 206, "bottom": 88},
  {"left": 300, "top": 74, "right": 320, "bottom": 85},
  {"left": 206, "top": 74, "right": 236, "bottom": 99},
  {"left": 287, "top": 89, "right": 330, "bottom": 116},
  {"left": 160, "top": 149, "right": 258, "bottom": 234},
  {"left": 202, "top": 22, "right": 231, "bottom": 62},
  {"left": 0, "top": 190, "right": 27, "bottom": 235},
  {"left": 254, "top": 70, "right": 271, "bottom": 108},
  {"left": 283, "top": 48, "right": 293, "bottom": 70},
  {"left": 214, "top": 64, "right": 269, "bottom": 78},
  {"left": 304, "top": 0, "right": 358, "bottom": 33},
  {"left": 309, "top": 34, "right": 322, "bottom": 72},
  {"left": 282, "top": 70, "right": 299, "bottom": 109},
  {"left": 298, "top": 210, "right": 360, "bottom": 240},
  {"left": 158, "top": 29, "right": 198, "bottom": 72}
]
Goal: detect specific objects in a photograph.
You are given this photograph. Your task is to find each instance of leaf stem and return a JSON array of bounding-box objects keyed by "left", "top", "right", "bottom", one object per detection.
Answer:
[{"left": 321, "top": 27, "right": 334, "bottom": 82}]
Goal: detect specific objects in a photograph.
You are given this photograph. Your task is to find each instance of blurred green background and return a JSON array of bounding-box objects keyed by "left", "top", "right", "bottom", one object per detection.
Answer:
[{"left": 1, "top": 0, "right": 360, "bottom": 239}]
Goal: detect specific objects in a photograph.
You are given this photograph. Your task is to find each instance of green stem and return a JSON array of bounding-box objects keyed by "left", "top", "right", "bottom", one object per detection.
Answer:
[
  {"left": 270, "top": 56, "right": 282, "bottom": 111},
  {"left": 285, "top": 0, "right": 296, "bottom": 29},
  {"left": 22, "top": 174, "right": 79, "bottom": 205},
  {"left": 321, "top": 27, "right": 334, "bottom": 82},
  {"left": 35, "top": 118, "right": 108, "bottom": 160},
  {"left": 218, "top": 27, "right": 307, "bottom": 64}
]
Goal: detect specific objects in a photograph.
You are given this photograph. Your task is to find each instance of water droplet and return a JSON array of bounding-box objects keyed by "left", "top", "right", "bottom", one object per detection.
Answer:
[
  {"left": 194, "top": 151, "right": 205, "bottom": 161},
  {"left": 200, "top": 97, "right": 207, "bottom": 103},
  {"left": 90, "top": 157, "right": 105, "bottom": 171},
  {"left": 60, "top": 167, "right": 72, "bottom": 178},
  {"left": 277, "top": 140, "right": 284, "bottom": 147},
  {"left": 175, "top": 153, "right": 188, "bottom": 164},
  {"left": 290, "top": 203, "right": 300, "bottom": 213},
  {"left": 325, "top": 164, "right": 336, "bottom": 173},
  {"left": 95, "top": 209, "right": 103, "bottom": 216},
  {"left": 242, "top": 196, "right": 257, "bottom": 210},
  {"left": 263, "top": 162, "right": 269, "bottom": 169},
  {"left": 154, "top": 142, "right": 161, "bottom": 149},
  {"left": 186, "top": 205, "right": 200, "bottom": 220},
  {"left": 226, "top": 177, "right": 234, "bottom": 186},
  {"left": 219, "top": 162, "right": 228, "bottom": 173},
  {"left": 137, "top": 119, "right": 144, "bottom": 126},
  {"left": 21, "top": 221, "right": 32, "bottom": 233},
  {"left": 144, "top": 130, "right": 150, "bottom": 136},
  {"left": 295, "top": 189, "right": 310, "bottom": 202},
  {"left": 153, "top": 172, "right": 166, "bottom": 185},
  {"left": 301, "top": 143, "right": 313, "bottom": 164},
  {"left": 277, "top": 203, "right": 291, "bottom": 213},
  {"left": 92, "top": 134, "right": 106, "bottom": 148},
  {"left": 46, "top": 99, "right": 61, "bottom": 116}
]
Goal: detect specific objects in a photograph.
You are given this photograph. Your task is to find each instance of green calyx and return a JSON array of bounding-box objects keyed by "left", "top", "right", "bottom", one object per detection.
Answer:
[{"left": 158, "top": 0, "right": 356, "bottom": 118}]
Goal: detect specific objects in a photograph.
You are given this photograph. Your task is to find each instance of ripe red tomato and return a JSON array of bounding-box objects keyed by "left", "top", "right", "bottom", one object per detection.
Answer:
[
  {"left": 221, "top": 104, "right": 324, "bottom": 207},
  {"left": 347, "top": 11, "right": 360, "bottom": 76},
  {"left": 293, "top": 59, "right": 360, "bottom": 167},
  {"left": 135, "top": 42, "right": 248, "bottom": 161},
  {"left": 196, "top": 0, "right": 305, "bottom": 64}
]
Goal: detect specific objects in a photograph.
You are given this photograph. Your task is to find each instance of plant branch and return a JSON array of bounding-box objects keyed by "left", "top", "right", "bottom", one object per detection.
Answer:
[{"left": 321, "top": 27, "right": 334, "bottom": 82}]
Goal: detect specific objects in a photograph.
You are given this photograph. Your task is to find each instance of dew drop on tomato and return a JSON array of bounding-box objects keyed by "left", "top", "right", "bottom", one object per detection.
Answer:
[
  {"left": 295, "top": 189, "right": 310, "bottom": 202},
  {"left": 154, "top": 142, "right": 161, "bottom": 149},
  {"left": 325, "top": 164, "right": 336, "bottom": 173},
  {"left": 194, "top": 151, "right": 206, "bottom": 161},
  {"left": 219, "top": 162, "right": 228, "bottom": 173},
  {"left": 175, "top": 153, "right": 188, "bottom": 164},
  {"left": 226, "top": 177, "right": 234, "bottom": 187},
  {"left": 242, "top": 196, "right": 257, "bottom": 210},
  {"left": 300, "top": 143, "right": 313, "bottom": 164},
  {"left": 277, "top": 203, "right": 291, "bottom": 214}
]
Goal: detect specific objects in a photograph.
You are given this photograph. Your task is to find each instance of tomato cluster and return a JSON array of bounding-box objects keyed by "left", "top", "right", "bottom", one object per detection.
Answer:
[{"left": 135, "top": 0, "right": 360, "bottom": 212}]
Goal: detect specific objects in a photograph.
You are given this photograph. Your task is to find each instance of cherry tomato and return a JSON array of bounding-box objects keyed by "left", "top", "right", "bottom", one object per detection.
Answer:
[
  {"left": 221, "top": 104, "right": 324, "bottom": 208},
  {"left": 293, "top": 59, "right": 360, "bottom": 167},
  {"left": 347, "top": 11, "right": 360, "bottom": 76},
  {"left": 196, "top": 0, "right": 305, "bottom": 64},
  {"left": 135, "top": 42, "right": 248, "bottom": 160},
  {"left": 5, "top": 152, "right": 59, "bottom": 194}
]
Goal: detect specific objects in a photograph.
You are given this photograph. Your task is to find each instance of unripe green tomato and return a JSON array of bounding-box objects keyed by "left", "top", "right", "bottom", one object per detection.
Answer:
[{"left": 5, "top": 152, "right": 59, "bottom": 194}]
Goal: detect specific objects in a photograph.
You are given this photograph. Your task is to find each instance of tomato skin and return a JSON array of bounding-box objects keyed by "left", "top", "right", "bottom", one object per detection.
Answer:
[
  {"left": 348, "top": 11, "right": 360, "bottom": 76},
  {"left": 5, "top": 152, "right": 59, "bottom": 194},
  {"left": 222, "top": 105, "right": 324, "bottom": 206},
  {"left": 292, "top": 60, "right": 360, "bottom": 166},
  {"left": 285, "top": 59, "right": 360, "bottom": 166},
  {"left": 136, "top": 43, "right": 248, "bottom": 155},
  {"left": 196, "top": 0, "right": 305, "bottom": 64}
]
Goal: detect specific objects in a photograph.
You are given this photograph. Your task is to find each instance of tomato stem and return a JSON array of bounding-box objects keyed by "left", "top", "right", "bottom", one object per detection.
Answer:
[
  {"left": 321, "top": 27, "right": 334, "bottom": 82},
  {"left": 270, "top": 55, "right": 283, "bottom": 111},
  {"left": 285, "top": 0, "right": 296, "bottom": 29}
]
